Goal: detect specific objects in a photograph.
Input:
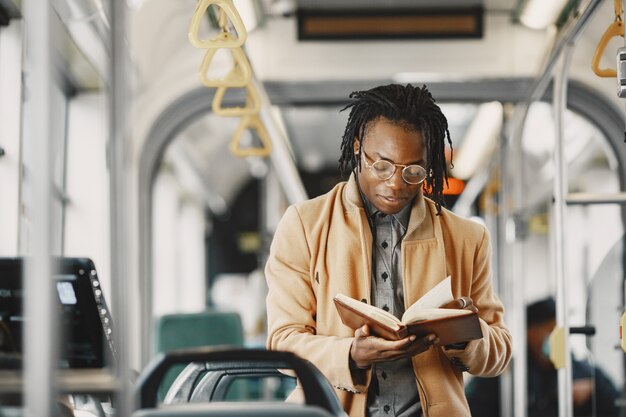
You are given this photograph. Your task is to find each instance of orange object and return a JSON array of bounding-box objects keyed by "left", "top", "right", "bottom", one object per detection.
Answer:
[{"left": 422, "top": 177, "right": 465, "bottom": 196}]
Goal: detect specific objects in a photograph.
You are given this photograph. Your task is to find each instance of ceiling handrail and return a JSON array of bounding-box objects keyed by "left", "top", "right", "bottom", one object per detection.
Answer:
[
  {"left": 188, "top": 0, "right": 247, "bottom": 49},
  {"left": 591, "top": 0, "right": 623, "bottom": 77}
]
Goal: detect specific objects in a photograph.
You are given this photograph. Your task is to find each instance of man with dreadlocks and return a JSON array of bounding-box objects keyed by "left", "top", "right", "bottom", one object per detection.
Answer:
[{"left": 265, "top": 83, "right": 511, "bottom": 417}]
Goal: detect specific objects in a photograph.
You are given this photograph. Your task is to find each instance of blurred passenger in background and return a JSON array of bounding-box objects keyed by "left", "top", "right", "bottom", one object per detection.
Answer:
[{"left": 466, "top": 297, "right": 619, "bottom": 417}]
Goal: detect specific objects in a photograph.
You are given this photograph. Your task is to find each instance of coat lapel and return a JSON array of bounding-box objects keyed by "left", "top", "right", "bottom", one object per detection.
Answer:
[
  {"left": 343, "top": 175, "right": 372, "bottom": 303},
  {"left": 402, "top": 195, "right": 448, "bottom": 306}
]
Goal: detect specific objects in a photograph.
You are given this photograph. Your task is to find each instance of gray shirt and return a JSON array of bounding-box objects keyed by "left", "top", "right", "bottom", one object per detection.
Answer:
[{"left": 362, "top": 197, "right": 422, "bottom": 417}]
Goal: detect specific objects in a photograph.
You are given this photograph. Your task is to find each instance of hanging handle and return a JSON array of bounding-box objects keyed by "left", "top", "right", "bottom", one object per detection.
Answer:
[
  {"left": 592, "top": 20, "right": 624, "bottom": 77},
  {"left": 199, "top": 43, "right": 252, "bottom": 88},
  {"left": 230, "top": 114, "right": 272, "bottom": 157},
  {"left": 188, "top": 0, "right": 247, "bottom": 49},
  {"left": 592, "top": 0, "right": 624, "bottom": 77},
  {"left": 213, "top": 84, "right": 260, "bottom": 117}
]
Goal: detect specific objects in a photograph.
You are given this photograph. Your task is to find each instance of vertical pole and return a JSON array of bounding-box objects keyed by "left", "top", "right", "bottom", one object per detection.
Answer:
[
  {"left": 22, "top": 1, "right": 58, "bottom": 416},
  {"left": 622, "top": 0, "right": 626, "bottom": 404},
  {"left": 508, "top": 103, "right": 529, "bottom": 417},
  {"left": 553, "top": 42, "right": 574, "bottom": 417},
  {"left": 108, "top": 0, "right": 133, "bottom": 414},
  {"left": 505, "top": 2, "right": 601, "bottom": 415}
]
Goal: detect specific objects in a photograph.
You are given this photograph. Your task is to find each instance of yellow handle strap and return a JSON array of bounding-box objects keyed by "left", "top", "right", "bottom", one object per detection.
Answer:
[
  {"left": 620, "top": 310, "right": 626, "bottom": 353},
  {"left": 188, "top": 0, "right": 247, "bottom": 49},
  {"left": 548, "top": 326, "right": 566, "bottom": 369},
  {"left": 230, "top": 114, "right": 272, "bottom": 157},
  {"left": 199, "top": 43, "right": 252, "bottom": 88},
  {"left": 592, "top": 0, "right": 624, "bottom": 77},
  {"left": 213, "top": 84, "right": 260, "bottom": 117},
  {"left": 592, "top": 20, "right": 624, "bottom": 77},
  {"left": 616, "top": 0, "right": 624, "bottom": 19}
]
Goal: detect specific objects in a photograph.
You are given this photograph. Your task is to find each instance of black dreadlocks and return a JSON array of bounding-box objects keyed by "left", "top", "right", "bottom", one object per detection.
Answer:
[{"left": 338, "top": 84, "right": 453, "bottom": 214}]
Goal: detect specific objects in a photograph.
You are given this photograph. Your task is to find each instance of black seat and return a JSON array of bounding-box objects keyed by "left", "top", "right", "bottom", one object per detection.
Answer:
[{"left": 133, "top": 348, "right": 346, "bottom": 417}]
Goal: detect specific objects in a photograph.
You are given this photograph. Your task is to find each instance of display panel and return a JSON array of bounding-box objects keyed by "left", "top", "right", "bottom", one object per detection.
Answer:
[{"left": 0, "top": 258, "right": 114, "bottom": 369}]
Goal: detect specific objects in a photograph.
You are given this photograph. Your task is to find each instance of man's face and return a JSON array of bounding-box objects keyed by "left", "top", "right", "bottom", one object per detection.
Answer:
[{"left": 353, "top": 117, "right": 426, "bottom": 215}]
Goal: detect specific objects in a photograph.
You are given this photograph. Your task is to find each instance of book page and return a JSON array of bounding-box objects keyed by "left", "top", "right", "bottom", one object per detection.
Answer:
[
  {"left": 401, "top": 276, "right": 454, "bottom": 323},
  {"left": 402, "top": 307, "right": 472, "bottom": 325},
  {"left": 334, "top": 293, "right": 401, "bottom": 329}
]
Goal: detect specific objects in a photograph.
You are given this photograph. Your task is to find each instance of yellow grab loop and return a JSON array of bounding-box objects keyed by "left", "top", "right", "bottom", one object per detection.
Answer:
[
  {"left": 592, "top": 0, "right": 624, "bottom": 77},
  {"left": 188, "top": 0, "right": 247, "bottom": 49},
  {"left": 620, "top": 311, "right": 626, "bottom": 353},
  {"left": 213, "top": 84, "right": 260, "bottom": 116},
  {"left": 199, "top": 44, "right": 252, "bottom": 87},
  {"left": 230, "top": 114, "right": 272, "bottom": 157},
  {"left": 548, "top": 326, "right": 566, "bottom": 369}
]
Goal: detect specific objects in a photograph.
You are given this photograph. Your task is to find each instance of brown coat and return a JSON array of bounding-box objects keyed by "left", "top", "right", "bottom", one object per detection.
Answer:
[{"left": 265, "top": 175, "right": 511, "bottom": 417}]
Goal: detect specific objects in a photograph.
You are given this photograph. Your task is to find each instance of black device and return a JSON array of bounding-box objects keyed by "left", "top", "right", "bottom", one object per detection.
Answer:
[{"left": 0, "top": 257, "right": 115, "bottom": 369}]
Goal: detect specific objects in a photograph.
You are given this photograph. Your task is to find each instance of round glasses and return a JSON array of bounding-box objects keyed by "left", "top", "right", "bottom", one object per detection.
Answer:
[{"left": 361, "top": 150, "right": 427, "bottom": 185}]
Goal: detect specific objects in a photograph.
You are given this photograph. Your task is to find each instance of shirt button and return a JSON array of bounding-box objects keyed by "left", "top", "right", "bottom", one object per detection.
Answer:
[
  {"left": 381, "top": 241, "right": 388, "bottom": 249},
  {"left": 381, "top": 272, "right": 388, "bottom": 281},
  {"left": 381, "top": 371, "right": 387, "bottom": 379},
  {"left": 382, "top": 305, "right": 389, "bottom": 312},
  {"left": 384, "top": 405, "right": 391, "bottom": 413}
]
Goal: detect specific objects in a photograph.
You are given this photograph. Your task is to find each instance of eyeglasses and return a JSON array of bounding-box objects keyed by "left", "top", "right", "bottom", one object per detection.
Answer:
[{"left": 361, "top": 149, "right": 427, "bottom": 185}]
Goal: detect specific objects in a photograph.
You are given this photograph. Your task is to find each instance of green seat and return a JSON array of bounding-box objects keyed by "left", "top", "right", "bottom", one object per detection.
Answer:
[{"left": 155, "top": 310, "right": 244, "bottom": 400}]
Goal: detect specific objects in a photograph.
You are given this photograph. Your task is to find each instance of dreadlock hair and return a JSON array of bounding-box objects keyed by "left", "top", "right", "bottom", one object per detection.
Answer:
[{"left": 338, "top": 83, "right": 453, "bottom": 214}]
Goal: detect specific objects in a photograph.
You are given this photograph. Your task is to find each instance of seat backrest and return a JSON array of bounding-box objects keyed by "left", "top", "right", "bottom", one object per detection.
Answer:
[
  {"left": 135, "top": 349, "right": 347, "bottom": 417},
  {"left": 154, "top": 310, "right": 244, "bottom": 399},
  {"left": 155, "top": 310, "right": 244, "bottom": 352}
]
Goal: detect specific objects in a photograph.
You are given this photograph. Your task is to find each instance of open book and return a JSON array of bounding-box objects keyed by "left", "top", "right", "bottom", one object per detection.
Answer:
[{"left": 333, "top": 277, "right": 483, "bottom": 345}]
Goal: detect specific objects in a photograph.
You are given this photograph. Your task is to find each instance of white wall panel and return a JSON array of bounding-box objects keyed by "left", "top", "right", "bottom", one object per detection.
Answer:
[{"left": 0, "top": 21, "right": 23, "bottom": 256}]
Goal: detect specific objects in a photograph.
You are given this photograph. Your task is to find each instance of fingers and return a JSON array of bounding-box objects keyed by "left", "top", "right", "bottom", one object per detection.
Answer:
[
  {"left": 383, "top": 334, "right": 438, "bottom": 360},
  {"left": 459, "top": 297, "right": 478, "bottom": 313},
  {"left": 391, "top": 333, "right": 434, "bottom": 350},
  {"left": 447, "top": 296, "right": 479, "bottom": 313},
  {"left": 354, "top": 324, "right": 370, "bottom": 338},
  {"left": 351, "top": 326, "right": 441, "bottom": 366}
]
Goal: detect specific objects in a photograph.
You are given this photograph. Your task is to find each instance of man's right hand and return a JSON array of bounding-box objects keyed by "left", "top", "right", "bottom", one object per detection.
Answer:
[{"left": 349, "top": 325, "right": 438, "bottom": 369}]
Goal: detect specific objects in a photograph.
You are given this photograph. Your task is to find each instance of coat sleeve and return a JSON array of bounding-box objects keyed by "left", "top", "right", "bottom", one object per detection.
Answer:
[
  {"left": 265, "top": 205, "right": 368, "bottom": 393},
  {"left": 443, "top": 226, "right": 512, "bottom": 377}
]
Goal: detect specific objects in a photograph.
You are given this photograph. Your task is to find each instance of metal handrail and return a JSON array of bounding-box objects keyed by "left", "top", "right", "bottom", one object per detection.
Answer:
[
  {"left": 507, "top": 2, "right": 604, "bottom": 417},
  {"left": 553, "top": 42, "right": 575, "bottom": 417}
]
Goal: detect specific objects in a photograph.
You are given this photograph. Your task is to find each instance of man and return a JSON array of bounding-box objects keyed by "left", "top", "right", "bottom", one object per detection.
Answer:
[
  {"left": 265, "top": 84, "right": 511, "bottom": 416},
  {"left": 467, "top": 297, "right": 619, "bottom": 417}
]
